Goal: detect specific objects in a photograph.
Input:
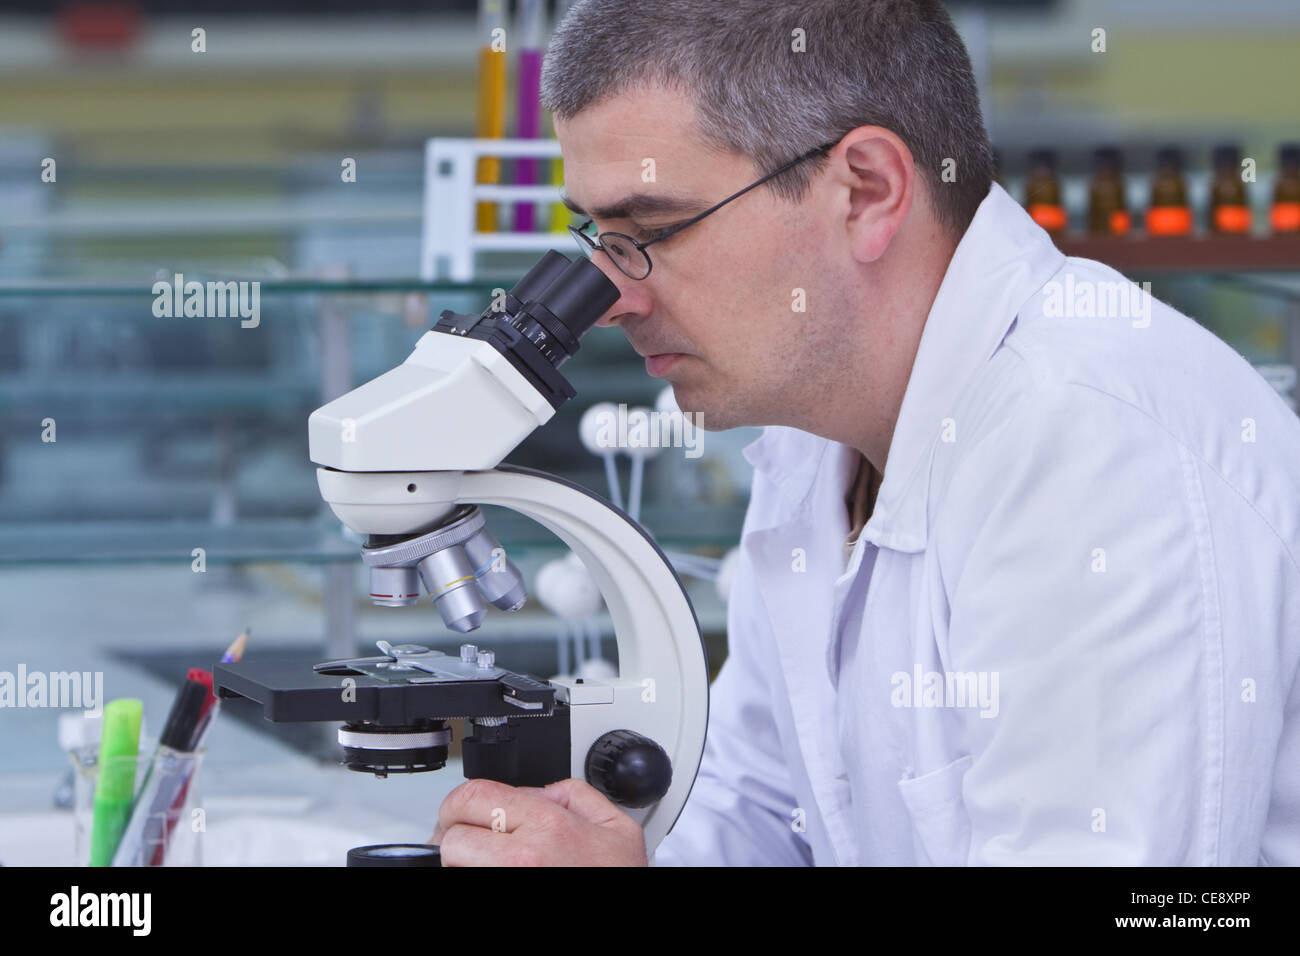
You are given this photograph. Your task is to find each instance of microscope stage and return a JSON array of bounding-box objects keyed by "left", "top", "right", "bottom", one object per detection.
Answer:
[{"left": 214, "top": 657, "right": 555, "bottom": 725}]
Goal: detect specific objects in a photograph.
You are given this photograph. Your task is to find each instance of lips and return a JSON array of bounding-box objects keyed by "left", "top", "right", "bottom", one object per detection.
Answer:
[
  {"left": 645, "top": 353, "right": 684, "bottom": 377},
  {"left": 630, "top": 335, "right": 691, "bottom": 376}
]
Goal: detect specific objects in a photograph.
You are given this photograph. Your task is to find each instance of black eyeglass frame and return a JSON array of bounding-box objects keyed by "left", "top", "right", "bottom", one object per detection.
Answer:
[{"left": 568, "top": 139, "right": 840, "bottom": 280}]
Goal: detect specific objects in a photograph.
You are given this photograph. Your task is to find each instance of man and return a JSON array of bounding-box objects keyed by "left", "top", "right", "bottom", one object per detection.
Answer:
[{"left": 432, "top": 0, "right": 1300, "bottom": 865}]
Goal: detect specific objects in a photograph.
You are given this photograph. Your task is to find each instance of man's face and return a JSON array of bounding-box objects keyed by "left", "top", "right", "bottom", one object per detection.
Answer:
[{"left": 555, "top": 83, "right": 855, "bottom": 432}]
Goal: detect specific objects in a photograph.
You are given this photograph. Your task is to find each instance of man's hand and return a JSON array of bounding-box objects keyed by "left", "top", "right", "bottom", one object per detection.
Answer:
[{"left": 430, "top": 777, "right": 649, "bottom": 866}]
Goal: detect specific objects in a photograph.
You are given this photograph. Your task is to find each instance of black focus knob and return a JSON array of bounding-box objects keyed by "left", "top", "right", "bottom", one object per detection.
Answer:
[{"left": 585, "top": 730, "right": 673, "bottom": 808}]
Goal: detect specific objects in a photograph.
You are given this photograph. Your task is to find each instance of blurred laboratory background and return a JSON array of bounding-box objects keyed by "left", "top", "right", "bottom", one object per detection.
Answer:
[{"left": 0, "top": 0, "right": 1297, "bottom": 863}]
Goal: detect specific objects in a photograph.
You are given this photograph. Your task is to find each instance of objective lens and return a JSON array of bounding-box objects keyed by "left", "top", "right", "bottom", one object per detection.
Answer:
[
  {"left": 417, "top": 545, "right": 488, "bottom": 633},
  {"left": 368, "top": 566, "right": 420, "bottom": 607},
  {"left": 463, "top": 527, "right": 527, "bottom": 612}
]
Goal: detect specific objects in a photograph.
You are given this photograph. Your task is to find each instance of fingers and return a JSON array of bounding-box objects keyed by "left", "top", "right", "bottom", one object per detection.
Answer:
[
  {"left": 440, "top": 824, "right": 538, "bottom": 867},
  {"left": 435, "top": 778, "right": 557, "bottom": 840},
  {"left": 532, "top": 778, "right": 630, "bottom": 827},
  {"left": 431, "top": 778, "right": 648, "bottom": 866}
]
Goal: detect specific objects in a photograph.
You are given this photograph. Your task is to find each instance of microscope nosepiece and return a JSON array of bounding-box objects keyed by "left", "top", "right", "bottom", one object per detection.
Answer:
[{"left": 359, "top": 506, "right": 524, "bottom": 630}]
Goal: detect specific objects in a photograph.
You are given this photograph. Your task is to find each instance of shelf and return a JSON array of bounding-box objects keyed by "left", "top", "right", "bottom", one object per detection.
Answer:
[
  {"left": 0, "top": 278, "right": 509, "bottom": 298},
  {"left": 1054, "top": 235, "right": 1300, "bottom": 273},
  {"left": 0, "top": 504, "right": 747, "bottom": 566},
  {"left": 0, "top": 518, "right": 358, "bottom": 566}
]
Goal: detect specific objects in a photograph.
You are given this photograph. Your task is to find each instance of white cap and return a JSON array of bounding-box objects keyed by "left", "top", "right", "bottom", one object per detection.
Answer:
[
  {"left": 534, "top": 553, "right": 603, "bottom": 621},
  {"left": 579, "top": 402, "right": 621, "bottom": 456},
  {"left": 58, "top": 712, "right": 103, "bottom": 752},
  {"left": 623, "top": 406, "right": 664, "bottom": 460}
]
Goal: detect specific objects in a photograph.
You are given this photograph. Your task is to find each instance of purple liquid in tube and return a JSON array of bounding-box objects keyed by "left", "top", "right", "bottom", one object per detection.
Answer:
[{"left": 514, "top": 48, "right": 544, "bottom": 232}]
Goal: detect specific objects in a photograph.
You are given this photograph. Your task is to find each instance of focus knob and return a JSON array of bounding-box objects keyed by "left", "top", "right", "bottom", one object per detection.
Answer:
[{"left": 585, "top": 730, "right": 672, "bottom": 808}]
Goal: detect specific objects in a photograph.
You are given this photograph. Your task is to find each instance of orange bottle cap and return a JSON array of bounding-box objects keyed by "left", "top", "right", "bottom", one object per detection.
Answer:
[
  {"left": 1271, "top": 202, "right": 1300, "bottom": 233},
  {"left": 1028, "top": 203, "right": 1067, "bottom": 232},
  {"left": 1147, "top": 206, "right": 1192, "bottom": 236},
  {"left": 1213, "top": 204, "right": 1251, "bottom": 234}
]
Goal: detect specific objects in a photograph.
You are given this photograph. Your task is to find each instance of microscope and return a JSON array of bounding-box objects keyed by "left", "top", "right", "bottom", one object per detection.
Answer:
[{"left": 214, "top": 251, "right": 710, "bottom": 865}]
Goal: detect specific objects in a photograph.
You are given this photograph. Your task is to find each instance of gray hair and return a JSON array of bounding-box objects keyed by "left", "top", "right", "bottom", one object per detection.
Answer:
[{"left": 540, "top": 0, "right": 993, "bottom": 237}]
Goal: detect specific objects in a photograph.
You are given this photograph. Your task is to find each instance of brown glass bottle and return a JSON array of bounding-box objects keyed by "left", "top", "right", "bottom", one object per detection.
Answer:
[
  {"left": 1210, "top": 143, "right": 1251, "bottom": 235},
  {"left": 1087, "top": 146, "right": 1130, "bottom": 236},
  {"left": 1272, "top": 143, "right": 1300, "bottom": 234},
  {"left": 1025, "top": 148, "right": 1066, "bottom": 235},
  {"left": 1148, "top": 147, "right": 1192, "bottom": 237}
]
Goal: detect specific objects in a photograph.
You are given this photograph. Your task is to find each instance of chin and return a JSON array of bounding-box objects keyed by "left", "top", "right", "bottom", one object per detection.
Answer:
[
  {"left": 665, "top": 380, "right": 699, "bottom": 412},
  {"left": 679, "top": 394, "right": 742, "bottom": 433},
  {"left": 665, "top": 377, "right": 719, "bottom": 424}
]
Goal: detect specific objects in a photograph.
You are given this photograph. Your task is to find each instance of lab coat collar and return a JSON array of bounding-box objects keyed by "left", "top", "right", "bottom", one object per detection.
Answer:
[
  {"left": 742, "top": 183, "right": 1065, "bottom": 552},
  {"left": 741, "top": 426, "right": 831, "bottom": 507}
]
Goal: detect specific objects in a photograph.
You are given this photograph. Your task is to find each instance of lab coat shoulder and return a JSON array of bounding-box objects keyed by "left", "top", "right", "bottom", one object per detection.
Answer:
[
  {"left": 1004, "top": 255, "right": 1300, "bottom": 681},
  {"left": 1008, "top": 254, "right": 1300, "bottom": 555},
  {"left": 922, "top": 272, "right": 1300, "bottom": 864}
]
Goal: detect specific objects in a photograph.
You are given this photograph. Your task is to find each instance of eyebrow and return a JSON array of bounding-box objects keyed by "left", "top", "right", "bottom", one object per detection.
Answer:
[{"left": 559, "top": 190, "right": 706, "bottom": 221}]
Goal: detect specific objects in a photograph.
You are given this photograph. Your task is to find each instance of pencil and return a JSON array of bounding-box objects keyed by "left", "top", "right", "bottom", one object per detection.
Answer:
[{"left": 221, "top": 627, "right": 249, "bottom": 664}]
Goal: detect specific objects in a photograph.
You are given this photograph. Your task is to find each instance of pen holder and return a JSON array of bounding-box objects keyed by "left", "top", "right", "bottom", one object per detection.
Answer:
[{"left": 70, "top": 740, "right": 206, "bottom": 867}]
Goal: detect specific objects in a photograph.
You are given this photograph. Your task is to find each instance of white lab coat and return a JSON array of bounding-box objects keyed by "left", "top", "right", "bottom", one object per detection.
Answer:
[{"left": 655, "top": 183, "right": 1300, "bottom": 866}]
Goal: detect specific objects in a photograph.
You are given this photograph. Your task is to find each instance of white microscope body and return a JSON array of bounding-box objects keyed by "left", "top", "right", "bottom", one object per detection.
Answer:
[{"left": 306, "top": 252, "right": 709, "bottom": 855}]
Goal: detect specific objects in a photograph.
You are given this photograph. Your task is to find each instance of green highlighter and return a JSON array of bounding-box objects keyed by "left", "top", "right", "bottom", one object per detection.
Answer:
[{"left": 90, "top": 698, "right": 143, "bottom": 866}]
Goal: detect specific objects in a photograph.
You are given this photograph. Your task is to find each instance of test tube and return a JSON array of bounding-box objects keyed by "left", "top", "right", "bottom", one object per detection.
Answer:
[
  {"left": 514, "top": 0, "right": 544, "bottom": 231},
  {"left": 476, "top": 0, "right": 508, "bottom": 233},
  {"left": 548, "top": 0, "right": 575, "bottom": 232}
]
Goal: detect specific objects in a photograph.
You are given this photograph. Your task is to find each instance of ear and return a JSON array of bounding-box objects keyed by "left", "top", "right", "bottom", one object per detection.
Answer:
[{"left": 831, "top": 127, "right": 916, "bottom": 264}]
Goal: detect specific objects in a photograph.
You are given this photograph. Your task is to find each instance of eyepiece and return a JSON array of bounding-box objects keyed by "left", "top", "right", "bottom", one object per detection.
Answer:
[
  {"left": 507, "top": 255, "right": 620, "bottom": 368},
  {"left": 433, "top": 250, "right": 622, "bottom": 408},
  {"left": 500, "top": 250, "right": 573, "bottom": 316},
  {"left": 528, "top": 255, "right": 622, "bottom": 342}
]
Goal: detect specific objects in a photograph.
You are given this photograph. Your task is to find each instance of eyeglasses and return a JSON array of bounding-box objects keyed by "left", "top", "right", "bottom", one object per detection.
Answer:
[{"left": 568, "top": 140, "right": 839, "bottom": 280}]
